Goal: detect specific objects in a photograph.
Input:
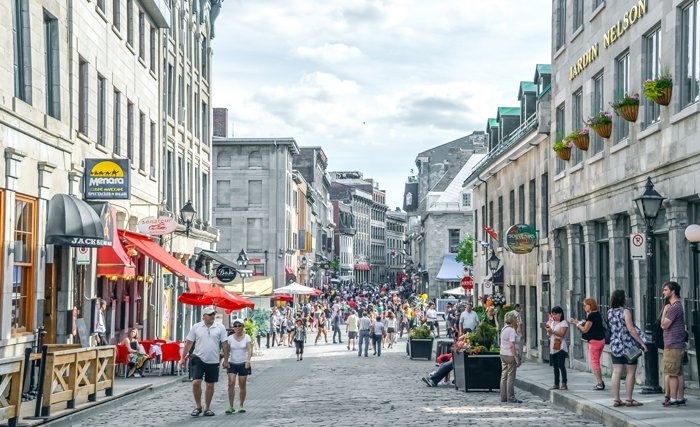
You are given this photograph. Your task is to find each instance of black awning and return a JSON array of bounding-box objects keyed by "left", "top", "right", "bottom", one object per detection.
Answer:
[
  {"left": 198, "top": 249, "right": 238, "bottom": 267},
  {"left": 45, "top": 194, "right": 112, "bottom": 247}
]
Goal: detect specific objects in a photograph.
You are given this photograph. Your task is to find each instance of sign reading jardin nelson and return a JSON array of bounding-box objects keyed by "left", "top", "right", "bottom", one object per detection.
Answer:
[
  {"left": 504, "top": 224, "right": 537, "bottom": 255},
  {"left": 84, "top": 159, "right": 131, "bottom": 200}
]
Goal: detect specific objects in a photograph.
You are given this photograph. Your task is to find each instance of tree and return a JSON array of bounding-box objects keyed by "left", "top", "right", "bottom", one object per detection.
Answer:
[{"left": 455, "top": 234, "right": 474, "bottom": 268}]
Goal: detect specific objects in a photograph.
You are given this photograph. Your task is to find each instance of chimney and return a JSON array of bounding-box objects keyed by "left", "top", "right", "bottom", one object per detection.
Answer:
[{"left": 213, "top": 108, "right": 228, "bottom": 137}]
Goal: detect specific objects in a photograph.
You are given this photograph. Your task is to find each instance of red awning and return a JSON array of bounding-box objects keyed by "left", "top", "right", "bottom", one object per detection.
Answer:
[
  {"left": 119, "top": 230, "right": 211, "bottom": 293},
  {"left": 284, "top": 266, "right": 294, "bottom": 275},
  {"left": 96, "top": 208, "right": 136, "bottom": 277},
  {"left": 354, "top": 263, "right": 371, "bottom": 271}
]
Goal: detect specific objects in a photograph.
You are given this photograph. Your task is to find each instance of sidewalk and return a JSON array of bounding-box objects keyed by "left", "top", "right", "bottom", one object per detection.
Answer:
[{"left": 515, "top": 360, "right": 700, "bottom": 426}]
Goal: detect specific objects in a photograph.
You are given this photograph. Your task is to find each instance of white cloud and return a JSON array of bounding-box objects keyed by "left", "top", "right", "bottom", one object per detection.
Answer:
[{"left": 213, "top": 0, "right": 552, "bottom": 208}]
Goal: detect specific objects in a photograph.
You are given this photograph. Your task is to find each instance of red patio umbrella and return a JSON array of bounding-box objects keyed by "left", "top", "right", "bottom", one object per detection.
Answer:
[
  {"left": 271, "top": 294, "right": 294, "bottom": 302},
  {"left": 178, "top": 287, "right": 255, "bottom": 313}
]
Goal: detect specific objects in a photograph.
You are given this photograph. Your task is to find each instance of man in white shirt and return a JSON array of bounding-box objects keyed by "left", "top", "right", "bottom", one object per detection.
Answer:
[
  {"left": 180, "top": 306, "right": 229, "bottom": 417},
  {"left": 346, "top": 310, "right": 359, "bottom": 351},
  {"left": 459, "top": 302, "right": 479, "bottom": 335},
  {"left": 425, "top": 302, "right": 440, "bottom": 337}
]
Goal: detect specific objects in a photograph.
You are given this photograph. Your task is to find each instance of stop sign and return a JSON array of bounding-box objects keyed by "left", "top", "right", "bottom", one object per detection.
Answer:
[{"left": 461, "top": 276, "right": 473, "bottom": 291}]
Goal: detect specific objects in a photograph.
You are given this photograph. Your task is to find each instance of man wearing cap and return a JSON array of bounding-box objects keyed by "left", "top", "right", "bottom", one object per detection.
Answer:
[
  {"left": 459, "top": 302, "right": 479, "bottom": 335},
  {"left": 180, "top": 306, "right": 229, "bottom": 417}
]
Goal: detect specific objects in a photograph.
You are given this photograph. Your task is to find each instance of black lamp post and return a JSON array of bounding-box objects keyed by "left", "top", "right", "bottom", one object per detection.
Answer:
[
  {"left": 488, "top": 250, "right": 500, "bottom": 293},
  {"left": 685, "top": 224, "right": 700, "bottom": 386},
  {"left": 180, "top": 200, "right": 196, "bottom": 237},
  {"left": 634, "top": 177, "right": 665, "bottom": 394},
  {"left": 237, "top": 249, "right": 249, "bottom": 294}
]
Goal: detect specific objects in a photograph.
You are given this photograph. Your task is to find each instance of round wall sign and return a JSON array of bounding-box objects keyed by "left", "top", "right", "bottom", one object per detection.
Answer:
[
  {"left": 504, "top": 224, "right": 537, "bottom": 254},
  {"left": 215, "top": 264, "right": 237, "bottom": 283}
]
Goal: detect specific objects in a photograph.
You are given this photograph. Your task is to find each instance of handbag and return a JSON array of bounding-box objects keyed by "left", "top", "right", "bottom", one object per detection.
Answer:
[
  {"left": 552, "top": 338, "right": 561, "bottom": 351},
  {"left": 623, "top": 346, "right": 643, "bottom": 363}
]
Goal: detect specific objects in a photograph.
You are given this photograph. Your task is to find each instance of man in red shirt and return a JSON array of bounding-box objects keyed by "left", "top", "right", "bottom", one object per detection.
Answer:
[{"left": 661, "top": 281, "right": 686, "bottom": 407}]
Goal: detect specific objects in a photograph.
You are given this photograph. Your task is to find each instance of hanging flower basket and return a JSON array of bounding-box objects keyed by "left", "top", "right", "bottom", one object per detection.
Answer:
[
  {"left": 610, "top": 93, "right": 639, "bottom": 123},
  {"left": 617, "top": 104, "right": 638, "bottom": 122},
  {"left": 644, "top": 74, "right": 672, "bottom": 106},
  {"left": 555, "top": 147, "right": 571, "bottom": 161},
  {"left": 567, "top": 129, "right": 589, "bottom": 151},
  {"left": 591, "top": 123, "right": 612, "bottom": 138}
]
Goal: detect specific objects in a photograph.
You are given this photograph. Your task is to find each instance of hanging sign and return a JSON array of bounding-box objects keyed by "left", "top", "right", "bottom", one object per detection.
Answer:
[
  {"left": 137, "top": 216, "right": 178, "bottom": 236},
  {"left": 504, "top": 224, "right": 537, "bottom": 254}
]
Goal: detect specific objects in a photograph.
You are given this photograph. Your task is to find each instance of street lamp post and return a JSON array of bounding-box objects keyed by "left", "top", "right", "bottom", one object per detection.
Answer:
[
  {"left": 180, "top": 200, "right": 196, "bottom": 237},
  {"left": 685, "top": 224, "right": 700, "bottom": 386},
  {"left": 634, "top": 177, "right": 665, "bottom": 394},
  {"left": 487, "top": 250, "right": 500, "bottom": 293},
  {"left": 237, "top": 249, "right": 249, "bottom": 294}
]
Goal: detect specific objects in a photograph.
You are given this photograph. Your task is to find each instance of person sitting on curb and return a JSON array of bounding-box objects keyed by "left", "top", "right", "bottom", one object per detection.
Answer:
[{"left": 421, "top": 333, "right": 468, "bottom": 387}]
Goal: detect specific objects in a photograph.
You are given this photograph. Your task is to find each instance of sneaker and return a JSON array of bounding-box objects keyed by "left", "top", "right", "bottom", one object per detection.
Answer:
[
  {"left": 133, "top": 373, "right": 142, "bottom": 378},
  {"left": 421, "top": 377, "right": 436, "bottom": 387},
  {"left": 509, "top": 399, "right": 523, "bottom": 404},
  {"left": 225, "top": 407, "right": 236, "bottom": 414},
  {"left": 238, "top": 406, "right": 246, "bottom": 413}
]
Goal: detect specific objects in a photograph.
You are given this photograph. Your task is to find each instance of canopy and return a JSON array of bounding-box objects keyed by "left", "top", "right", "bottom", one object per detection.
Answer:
[
  {"left": 223, "top": 276, "right": 273, "bottom": 296},
  {"left": 198, "top": 249, "right": 237, "bottom": 268},
  {"left": 273, "top": 282, "right": 317, "bottom": 295},
  {"left": 435, "top": 254, "right": 465, "bottom": 281},
  {"left": 119, "top": 230, "right": 211, "bottom": 293},
  {"left": 443, "top": 286, "right": 467, "bottom": 296},
  {"left": 46, "top": 194, "right": 111, "bottom": 247},
  {"left": 96, "top": 206, "right": 135, "bottom": 277}
]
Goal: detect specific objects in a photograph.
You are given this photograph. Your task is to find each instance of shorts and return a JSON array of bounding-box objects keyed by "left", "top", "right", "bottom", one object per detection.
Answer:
[
  {"left": 611, "top": 354, "right": 638, "bottom": 365},
  {"left": 663, "top": 348, "right": 684, "bottom": 376},
  {"left": 191, "top": 356, "right": 220, "bottom": 383},
  {"left": 227, "top": 362, "right": 251, "bottom": 376},
  {"left": 387, "top": 328, "right": 395, "bottom": 333},
  {"left": 347, "top": 331, "right": 357, "bottom": 339}
]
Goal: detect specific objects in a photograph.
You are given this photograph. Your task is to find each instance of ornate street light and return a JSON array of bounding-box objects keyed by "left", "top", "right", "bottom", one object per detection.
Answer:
[
  {"left": 236, "top": 249, "right": 249, "bottom": 294},
  {"left": 180, "top": 200, "right": 196, "bottom": 237},
  {"left": 634, "top": 176, "right": 664, "bottom": 394},
  {"left": 487, "top": 250, "right": 500, "bottom": 292}
]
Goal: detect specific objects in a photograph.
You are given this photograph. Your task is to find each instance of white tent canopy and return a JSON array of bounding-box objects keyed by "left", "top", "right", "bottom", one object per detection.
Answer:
[
  {"left": 273, "top": 282, "right": 316, "bottom": 295},
  {"left": 442, "top": 286, "right": 467, "bottom": 296}
]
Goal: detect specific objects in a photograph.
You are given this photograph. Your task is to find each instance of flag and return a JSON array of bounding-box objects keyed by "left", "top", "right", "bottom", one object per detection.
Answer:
[{"left": 483, "top": 226, "right": 498, "bottom": 240}]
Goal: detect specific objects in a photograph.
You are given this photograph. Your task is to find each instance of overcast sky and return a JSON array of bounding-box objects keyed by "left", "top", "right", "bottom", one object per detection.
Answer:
[{"left": 211, "top": 0, "right": 552, "bottom": 209}]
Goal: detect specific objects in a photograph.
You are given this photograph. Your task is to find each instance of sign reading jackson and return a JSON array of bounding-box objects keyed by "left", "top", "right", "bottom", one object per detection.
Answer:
[
  {"left": 505, "top": 224, "right": 537, "bottom": 254},
  {"left": 84, "top": 159, "right": 130, "bottom": 200}
]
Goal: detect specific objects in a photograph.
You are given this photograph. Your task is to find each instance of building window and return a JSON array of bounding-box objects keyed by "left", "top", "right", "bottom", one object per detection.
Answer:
[
  {"left": 555, "top": 103, "right": 565, "bottom": 173},
  {"left": 217, "top": 150, "right": 231, "bottom": 167},
  {"left": 167, "top": 64, "right": 174, "bottom": 117},
  {"left": 462, "top": 193, "right": 471, "bottom": 207},
  {"left": 614, "top": 52, "right": 630, "bottom": 143},
  {"left": 138, "top": 111, "right": 145, "bottom": 170},
  {"left": 138, "top": 10, "right": 145, "bottom": 60},
  {"left": 126, "top": 100, "right": 134, "bottom": 159},
  {"left": 79, "top": 58, "right": 89, "bottom": 135},
  {"left": 643, "top": 26, "right": 661, "bottom": 126},
  {"left": 571, "top": 88, "right": 583, "bottom": 164},
  {"left": 541, "top": 173, "right": 549, "bottom": 235},
  {"left": 591, "top": 72, "right": 605, "bottom": 154},
  {"left": 113, "top": 89, "right": 121, "bottom": 155},
  {"left": 497, "top": 196, "right": 503, "bottom": 238},
  {"left": 165, "top": 150, "right": 173, "bottom": 212},
  {"left": 13, "top": 195, "right": 36, "bottom": 332},
  {"left": 112, "top": 0, "right": 120, "bottom": 30},
  {"left": 573, "top": 0, "right": 584, "bottom": 31},
  {"left": 216, "top": 180, "right": 231, "bottom": 207},
  {"left": 202, "top": 173, "right": 209, "bottom": 223},
  {"left": 149, "top": 121, "right": 156, "bottom": 177},
  {"left": 201, "top": 38, "right": 208, "bottom": 79},
  {"left": 555, "top": 0, "right": 566, "bottom": 50},
  {"left": 448, "top": 229, "right": 460, "bottom": 253},
  {"left": 201, "top": 101, "right": 209, "bottom": 145},
  {"left": 509, "top": 190, "right": 515, "bottom": 227},
  {"left": 149, "top": 26, "right": 156, "bottom": 72},
  {"left": 13, "top": 0, "right": 32, "bottom": 104},
  {"left": 593, "top": 0, "right": 604, "bottom": 9},
  {"left": 596, "top": 221, "right": 610, "bottom": 314},
  {"left": 248, "top": 180, "right": 262, "bottom": 205},
  {"left": 215, "top": 218, "right": 231, "bottom": 251},
  {"left": 681, "top": 2, "right": 700, "bottom": 108},
  {"left": 248, "top": 151, "right": 262, "bottom": 168},
  {"left": 247, "top": 218, "right": 263, "bottom": 251},
  {"left": 97, "top": 75, "right": 106, "bottom": 146},
  {"left": 518, "top": 185, "right": 525, "bottom": 223},
  {"left": 44, "top": 11, "right": 60, "bottom": 119},
  {"left": 126, "top": 0, "right": 134, "bottom": 46},
  {"left": 529, "top": 179, "right": 536, "bottom": 226}
]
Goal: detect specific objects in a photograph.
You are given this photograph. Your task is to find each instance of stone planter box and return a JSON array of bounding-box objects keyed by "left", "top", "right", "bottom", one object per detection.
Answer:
[
  {"left": 408, "top": 338, "right": 434, "bottom": 360},
  {"left": 453, "top": 351, "right": 501, "bottom": 392}
]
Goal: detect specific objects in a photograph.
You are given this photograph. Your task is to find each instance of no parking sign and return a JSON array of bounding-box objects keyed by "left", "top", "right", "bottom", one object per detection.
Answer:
[
  {"left": 76, "top": 247, "right": 90, "bottom": 265},
  {"left": 630, "top": 233, "right": 646, "bottom": 260}
]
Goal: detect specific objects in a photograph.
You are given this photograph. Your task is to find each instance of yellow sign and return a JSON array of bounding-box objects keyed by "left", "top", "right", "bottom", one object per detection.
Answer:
[{"left": 85, "top": 158, "right": 130, "bottom": 199}]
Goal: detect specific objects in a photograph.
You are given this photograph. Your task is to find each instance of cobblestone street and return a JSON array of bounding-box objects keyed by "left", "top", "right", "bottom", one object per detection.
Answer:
[{"left": 61, "top": 341, "right": 603, "bottom": 427}]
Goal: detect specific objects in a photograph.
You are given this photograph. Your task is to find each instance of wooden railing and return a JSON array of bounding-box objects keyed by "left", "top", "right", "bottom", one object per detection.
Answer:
[
  {"left": 0, "top": 356, "right": 25, "bottom": 427},
  {"left": 34, "top": 345, "right": 115, "bottom": 417}
]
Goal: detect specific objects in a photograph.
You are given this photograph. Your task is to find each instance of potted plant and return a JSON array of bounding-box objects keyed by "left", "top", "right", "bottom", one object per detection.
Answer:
[
  {"left": 452, "top": 321, "right": 501, "bottom": 392},
  {"left": 408, "top": 324, "right": 433, "bottom": 360},
  {"left": 585, "top": 110, "right": 613, "bottom": 138},
  {"left": 610, "top": 93, "right": 639, "bottom": 122},
  {"left": 567, "top": 128, "right": 589, "bottom": 151},
  {"left": 644, "top": 73, "right": 673, "bottom": 106},
  {"left": 552, "top": 138, "right": 572, "bottom": 161}
]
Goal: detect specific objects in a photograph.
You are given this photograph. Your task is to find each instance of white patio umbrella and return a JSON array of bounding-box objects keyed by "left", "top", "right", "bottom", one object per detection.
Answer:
[
  {"left": 442, "top": 286, "right": 467, "bottom": 296},
  {"left": 273, "top": 282, "right": 316, "bottom": 295}
]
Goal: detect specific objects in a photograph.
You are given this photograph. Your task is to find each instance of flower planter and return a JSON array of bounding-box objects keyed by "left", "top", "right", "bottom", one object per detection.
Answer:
[
  {"left": 652, "top": 87, "right": 672, "bottom": 106},
  {"left": 555, "top": 148, "right": 571, "bottom": 161},
  {"left": 452, "top": 351, "right": 502, "bottom": 392},
  {"left": 408, "top": 338, "right": 434, "bottom": 360},
  {"left": 591, "top": 123, "right": 612, "bottom": 138},
  {"left": 617, "top": 104, "right": 638, "bottom": 122},
  {"left": 572, "top": 134, "right": 589, "bottom": 151}
]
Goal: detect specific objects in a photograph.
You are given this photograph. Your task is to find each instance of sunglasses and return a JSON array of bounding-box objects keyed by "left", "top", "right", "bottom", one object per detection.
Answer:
[
  {"left": 232, "top": 324, "right": 243, "bottom": 328},
  {"left": 204, "top": 313, "right": 215, "bottom": 316}
]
